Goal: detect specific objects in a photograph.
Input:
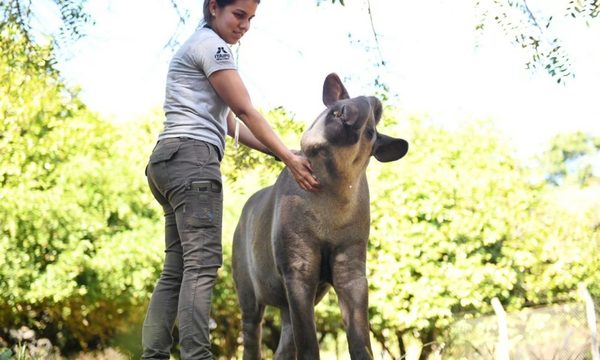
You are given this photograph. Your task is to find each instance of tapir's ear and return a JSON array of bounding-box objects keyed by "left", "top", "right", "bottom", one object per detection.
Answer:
[
  {"left": 369, "top": 96, "right": 383, "bottom": 124},
  {"left": 373, "top": 134, "right": 409, "bottom": 162},
  {"left": 322, "top": 73, "right": 350, "bottom": 106}
]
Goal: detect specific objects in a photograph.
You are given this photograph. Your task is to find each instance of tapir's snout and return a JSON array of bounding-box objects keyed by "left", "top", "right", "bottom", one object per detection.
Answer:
[
  {"left": 324, "top": 97, "right": 371, "bottom": 146},
  {"left": 329, "top": 101, "right": 363, "bottom": 129}
]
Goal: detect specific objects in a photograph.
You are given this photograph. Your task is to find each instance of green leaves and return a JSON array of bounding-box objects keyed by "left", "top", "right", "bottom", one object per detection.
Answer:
[
  {"left": 365, "top": 112, "right": 599, "bottom": 355},
  {"left": 1, "top": 0, "right": 93, "bottom": 47},
  {"left": 222, "top": 107, "right": 303, "bottom": 186},
  {"left": 539, "top": 131, "right": 600, "bottom": 186},
  {"left": 566, "top": 0, "right": 600, "bottom": 18},
  {"left": 0, "top": 24, "right": 162, "bottom": 351},
  {"left": 1, "top": 16, "right": 599, "bottom": 356},
  {"left": 473, "top": 0, "right": 597, "bottom": 83}
]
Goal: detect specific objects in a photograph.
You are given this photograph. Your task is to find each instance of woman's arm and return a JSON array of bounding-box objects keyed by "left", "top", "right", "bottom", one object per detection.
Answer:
[
  {"left": 226, "top": 111, "right": 275, "bottom": 157},
  {"left": 210, "top": 69, "right": 319, "bottom": 192}
]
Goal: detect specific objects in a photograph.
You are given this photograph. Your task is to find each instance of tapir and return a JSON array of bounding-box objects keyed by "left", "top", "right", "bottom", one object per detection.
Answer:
[{"left": 232, "top": 73, "right": 409, "bottom": 359}]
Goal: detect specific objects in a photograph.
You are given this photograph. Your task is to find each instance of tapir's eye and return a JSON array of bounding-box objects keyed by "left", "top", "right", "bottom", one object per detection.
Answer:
[
  {"left": 332, "top": 105, "right": 345, "bottom": 118},
  {"left": 366, "top": 128, "right": 375, "bottom": 139}
]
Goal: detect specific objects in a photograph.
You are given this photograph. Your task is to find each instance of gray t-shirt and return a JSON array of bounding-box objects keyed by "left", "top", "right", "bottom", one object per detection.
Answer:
[{"left": 159, "top": 24, "right": 236, "bottom": 160}]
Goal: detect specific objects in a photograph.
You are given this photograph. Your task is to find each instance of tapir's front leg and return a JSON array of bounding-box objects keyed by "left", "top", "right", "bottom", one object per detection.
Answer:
[
  {"left": 275, "top": 234, "right": 322, "bottom": 360},
  {"left": 332, "top": 244, "right": 373, "bottom": 360}
]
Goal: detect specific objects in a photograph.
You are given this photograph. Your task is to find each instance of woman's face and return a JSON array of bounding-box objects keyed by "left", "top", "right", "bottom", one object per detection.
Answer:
[{"left": 210, "top": 0, "right": 258, "bottom": 44}]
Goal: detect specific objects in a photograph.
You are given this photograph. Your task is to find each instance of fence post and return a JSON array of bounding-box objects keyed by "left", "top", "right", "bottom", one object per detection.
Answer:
[
  {"left": 579, "top": 283, "right": 600, "bottom": 360},
  {"left": 491, "top": 297, "right": 510, "bottom": 360}
]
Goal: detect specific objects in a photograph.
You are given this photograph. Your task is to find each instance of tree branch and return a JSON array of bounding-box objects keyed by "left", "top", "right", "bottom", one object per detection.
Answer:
[{"left": 366, "top": 0, "right": 385, "bottom": 66}]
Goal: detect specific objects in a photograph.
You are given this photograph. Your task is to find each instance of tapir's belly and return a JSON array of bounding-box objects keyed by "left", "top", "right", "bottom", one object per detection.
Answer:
[{"left": 249, "top": 243, "right": 288, "bottom": 307}]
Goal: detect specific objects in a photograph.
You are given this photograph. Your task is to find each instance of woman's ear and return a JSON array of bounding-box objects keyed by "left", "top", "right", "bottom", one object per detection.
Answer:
[{"left": 209, "top": 0, "right": 217, "bottom": 16}]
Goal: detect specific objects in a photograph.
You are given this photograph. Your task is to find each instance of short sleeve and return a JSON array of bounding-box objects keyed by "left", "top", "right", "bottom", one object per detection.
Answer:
[{"left": 190, "top": 33, "right": 237, "bottom": 77}]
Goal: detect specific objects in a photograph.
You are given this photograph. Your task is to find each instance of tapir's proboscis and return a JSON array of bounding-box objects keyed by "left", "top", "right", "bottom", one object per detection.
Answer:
[{"left": 232, "top": 73, "right": 409, "bottom": 360}]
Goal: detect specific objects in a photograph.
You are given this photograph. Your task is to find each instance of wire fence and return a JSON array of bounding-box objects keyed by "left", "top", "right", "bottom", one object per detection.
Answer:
[{"left": 442, "top": 287, "right": 599, "bottom": 359}]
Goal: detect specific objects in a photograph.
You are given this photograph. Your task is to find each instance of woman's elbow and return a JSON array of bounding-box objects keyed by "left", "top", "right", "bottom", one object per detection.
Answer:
[{"left": 231, "top": 104, "right": 259, "bottom": 123}]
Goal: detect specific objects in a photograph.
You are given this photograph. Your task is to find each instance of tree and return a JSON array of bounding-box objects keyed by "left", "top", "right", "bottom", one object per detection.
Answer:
[
  {"left": 0, "top": 0, "right": 93, "bottom": 47},
  {"left": 2, "top": 0, "right": 598, "bottom": 83},
  {"left": 539, "top": 131, "right": 600, "bottom": 186},
  {"left": 213, "top": 108, "right": 600, "bottom": 358},
  {"left": 0, "top": 22, "right": 163, "bottom": 353},
  {"left": 364, "top": 113, "right": 600, "bottom": 359},
  {"left": 475, "top": 0, "right": 599, "bottom": 83},
  {"left": 2, "top": 3, "right": 599, "bottom": 357}
]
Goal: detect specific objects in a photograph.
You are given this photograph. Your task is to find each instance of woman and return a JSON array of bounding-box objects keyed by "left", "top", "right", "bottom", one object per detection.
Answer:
[{"left": 141, "top": 0, "right": 319, "bottom": 358}]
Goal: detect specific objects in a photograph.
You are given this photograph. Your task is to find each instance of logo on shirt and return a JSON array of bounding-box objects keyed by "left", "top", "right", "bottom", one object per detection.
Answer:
[{"left": 214, "top": 47, "right": 231, "bottom": 61}]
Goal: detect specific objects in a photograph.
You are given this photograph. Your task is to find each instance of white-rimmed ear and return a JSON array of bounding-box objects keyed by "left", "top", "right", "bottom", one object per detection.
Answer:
[{"left": 322, "top": 73, "right": 350, "bottom": 106}]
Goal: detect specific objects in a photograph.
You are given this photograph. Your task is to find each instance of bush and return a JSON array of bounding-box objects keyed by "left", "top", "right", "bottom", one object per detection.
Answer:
[{"left": 0, "top": 23, "right": 164, "bottom": 353}]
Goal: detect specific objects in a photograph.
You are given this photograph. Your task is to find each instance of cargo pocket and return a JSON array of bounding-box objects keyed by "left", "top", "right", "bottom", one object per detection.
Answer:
[
  {"left": 184, "top": 179, "right": 222, "bottom": 229},
  {"left": 182, "top": 179, "right": 223, "bottom": 267}
]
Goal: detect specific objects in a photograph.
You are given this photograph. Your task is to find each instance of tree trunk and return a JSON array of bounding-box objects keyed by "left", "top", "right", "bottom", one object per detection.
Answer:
[
  {"left": 369, "top": 327, "right": 395, "bottom": 359},
  {"left": 418, "top": 328, "right": 436, "bottom": 360},
  {"left": 396, "top": 330, "right": 407, "bottom": 358}
]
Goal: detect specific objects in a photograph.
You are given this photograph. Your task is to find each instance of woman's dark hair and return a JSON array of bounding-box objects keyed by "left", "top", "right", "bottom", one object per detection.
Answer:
[{"left": 203, "top": 0, "right": 261, "bottom": 26}]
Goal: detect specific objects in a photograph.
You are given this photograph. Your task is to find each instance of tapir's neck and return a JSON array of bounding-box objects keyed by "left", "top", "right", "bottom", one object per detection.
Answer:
[{"left": 307, "top": 152, "right": 370, "bottom": 204}]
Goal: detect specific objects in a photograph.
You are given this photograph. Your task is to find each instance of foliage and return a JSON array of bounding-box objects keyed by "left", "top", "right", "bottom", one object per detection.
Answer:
[
  {"left": 365, "top": 112, "right": 600, "bottom": 359},
  {"left": 3, "top": 0, "right": 599, "bottom": 85},
  {"left": 475, "top": 0, "right": 599, "bottom": 83},
  {"left": 539, "top": 131, "right": 600, "bottom": 186},
  {"left": 220, "top": 106, "right": 304, "bottom": 185},
  {"left": 215, "top": 108, "right": 600, "bottom": 358},
  {"left": 2, "top": 15, "right": 599, "bottom": 358},
  {"left": 0, "top": 23, "right": 163, "bottom": 353},
  {"left": 0, "top": 326, "right": 61, "bottom": 359},
  {"left": 256, "top": 0, "right": 594, "bottom": 84},
  {"left": 0, "top": 0, "right": 93, "bottom": 46}
]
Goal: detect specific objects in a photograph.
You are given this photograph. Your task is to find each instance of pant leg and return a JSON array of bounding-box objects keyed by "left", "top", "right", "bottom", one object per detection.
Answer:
[
  {"left": 141, "top": 137, "right": 223, "bottom": 360},
  {"left": 141, "top": 200, "right": 183, "bottom": 359},
  {"left": 142, "top": 156, "right": 185, "bottom": 360},
  {"left": 175, "top": 176, "right": 222, "bottom": 360}
]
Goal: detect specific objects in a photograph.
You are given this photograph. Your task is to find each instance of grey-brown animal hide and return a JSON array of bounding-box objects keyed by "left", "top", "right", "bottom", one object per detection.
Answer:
[{"left": 232, "top": 73, "right": 408, "bottom": 360}]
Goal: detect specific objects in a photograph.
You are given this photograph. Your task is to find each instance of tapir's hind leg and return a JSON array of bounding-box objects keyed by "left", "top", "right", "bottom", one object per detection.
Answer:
[
  {"left": 240, "top": 301, "right": 265, "bottom": 360},
  {"left": 275, "top": 307, "right": 296, "bottom": 360},
  {"left": 233, "top": 233, "right": 265, "bottom": 359}
]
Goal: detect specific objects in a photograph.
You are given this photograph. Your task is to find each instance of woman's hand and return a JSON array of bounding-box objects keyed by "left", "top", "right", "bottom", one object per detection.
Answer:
[{"left": 283, "top": 151, "right": 320, "bottom": 192}]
